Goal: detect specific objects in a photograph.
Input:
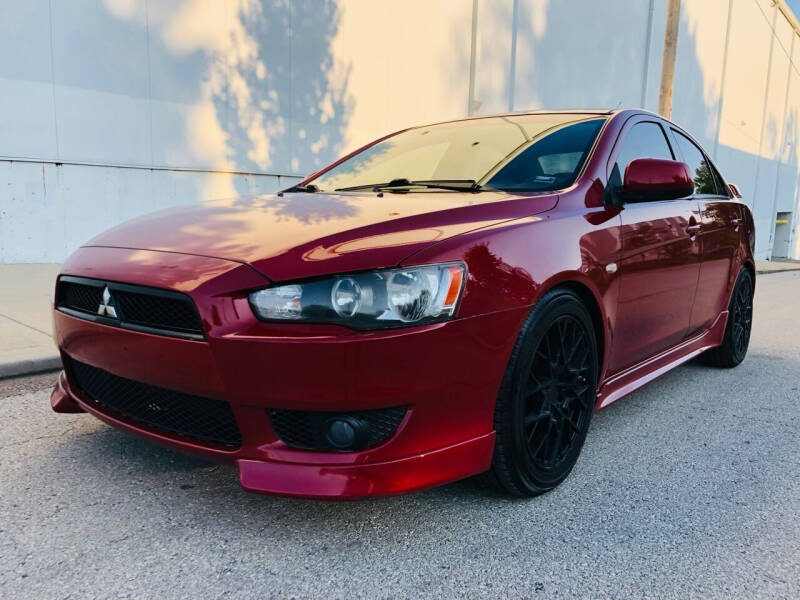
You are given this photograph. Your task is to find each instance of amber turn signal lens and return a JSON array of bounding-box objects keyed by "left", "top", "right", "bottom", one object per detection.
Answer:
[{"left": 444, "top": 266, "right": 464, "bottom": 307}]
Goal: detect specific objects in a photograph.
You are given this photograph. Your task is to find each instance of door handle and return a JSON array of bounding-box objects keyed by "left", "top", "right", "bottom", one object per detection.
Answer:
[{"left": 731, "top": 218, "right": 742, "bottom": 231}]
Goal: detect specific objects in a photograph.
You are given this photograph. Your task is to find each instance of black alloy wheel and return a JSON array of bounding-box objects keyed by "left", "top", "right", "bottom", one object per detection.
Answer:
[
  {"left": 700, "top": 267, "right": 754, "bottom": 368},
  {"left": 524, "top": 315, "right": 594, "bottom": 471},
  {"left": 488, "top": 288, "right": 599, "bottom": 496},
  {"left": 730, "top": 274, "right": 753, "bottom": 358}
]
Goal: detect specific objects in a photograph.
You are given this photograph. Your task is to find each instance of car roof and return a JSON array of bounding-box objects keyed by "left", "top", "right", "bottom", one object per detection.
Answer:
[
  {"left": 418, "top": 108, "right": 657, "bottom": 129},
  {"left": 497, "top": 108, "right": 616, "bottom": 115}
]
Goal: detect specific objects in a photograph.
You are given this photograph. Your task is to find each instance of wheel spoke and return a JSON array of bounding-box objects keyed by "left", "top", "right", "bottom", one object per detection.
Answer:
[
  {"left": 573, "top": 388, "right": 592, "bottom": 408},
  {"left": 530, "top": 421, "right": 552, "bottom": 458},
  {"left": 551, "top": 327, "right": 563, "bottom": 368},
  {"left": 554, "top": 405, "right": 580, "bottom": 433},
  {"left": 548, "top": 418, "right": 564, "bottom": 464},
  {"left": 565, "top": 331, "right": 585, "bottom": 365},
  {"left": 570, "top": 345, "right": 590, "bottom": 372},
  {"left": 522, "top": 314, "right": 596, "bottom": 471},
  {"left": 526, "top": 417, "right": 546, "bottom": 444},
  {"left": 545, "top": 328, "right": 554, "bottom": 357},
  {"left": 558, "top": 319, "right": 568, "bottom": 349},
  {"left": 525, "top": 410, "right": 550, "bottom": 427},
  {"left": 536, "top": 347, "right": 550, "bottom": 363},
  {"left": 525, "top": 378, "right": 549, "bottom": 397}
]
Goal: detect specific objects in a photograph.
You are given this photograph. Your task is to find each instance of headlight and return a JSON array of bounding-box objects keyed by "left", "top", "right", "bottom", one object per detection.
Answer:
[{"left": 248, "top": 263, "right": 465, "bottom": 329}]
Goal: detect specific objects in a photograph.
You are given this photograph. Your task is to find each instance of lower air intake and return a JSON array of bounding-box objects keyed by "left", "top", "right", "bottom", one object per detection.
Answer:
[{"left": 68, "top": 358, "right": 241, "bottom": 448}]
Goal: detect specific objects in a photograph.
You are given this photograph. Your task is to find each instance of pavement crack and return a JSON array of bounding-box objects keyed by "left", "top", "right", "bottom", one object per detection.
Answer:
[{"left": 0, "top": 310, "right": 52, "bottom": 337}]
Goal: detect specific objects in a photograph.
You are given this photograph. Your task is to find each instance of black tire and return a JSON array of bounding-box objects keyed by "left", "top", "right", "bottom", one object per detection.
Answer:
[
  {"left": 486, "top": 289, "right": 599, "bottom": 497},
  {"left": 699, "top": 267, "right": 754, "bottom": 368}
]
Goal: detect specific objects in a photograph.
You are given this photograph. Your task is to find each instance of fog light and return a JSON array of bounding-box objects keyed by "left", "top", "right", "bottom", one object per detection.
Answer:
[{"left": 324, "top": 416, "right": 367, "bottom": 451}]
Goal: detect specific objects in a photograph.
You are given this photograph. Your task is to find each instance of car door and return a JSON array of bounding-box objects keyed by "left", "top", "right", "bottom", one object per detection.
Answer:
[
  {"left": 606, "top": 118, "right": 703, "bottom": 374},
  {"left": 669, "top": 127, "right": 741, "bottom": 336}
]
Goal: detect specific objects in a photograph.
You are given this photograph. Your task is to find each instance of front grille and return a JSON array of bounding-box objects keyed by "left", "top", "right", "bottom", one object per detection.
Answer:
[
  {"left": 56, "top": 276, "right": 204, "bottom": 339},
  {"left": 68, "top": 358, "right": 241, "bottom": 448},
  {"left": 112, "top": 289, "right": 203, "bottom": 333},
  {"left": 268, "top": 406, "right": 408, "bottom": 451},
  {"left": 60, "top": 280, "right": 103, "bottom": 313}
]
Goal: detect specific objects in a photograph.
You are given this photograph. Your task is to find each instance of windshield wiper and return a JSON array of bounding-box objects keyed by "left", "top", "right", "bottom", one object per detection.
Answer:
[
  {"left": 335, "top": 178, "right": 492, "bottom": 193},
  {"left": 279, "top": 183, "right": 320, "bottom": 194}
]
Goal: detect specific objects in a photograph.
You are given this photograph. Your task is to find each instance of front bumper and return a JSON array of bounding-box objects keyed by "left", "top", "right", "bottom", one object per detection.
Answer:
[
  {"left": 51, "top": 247, "right": 526, "bottom": 498},
  {"left": 52, "top": 369, "right": 494, "bottom": 498}
]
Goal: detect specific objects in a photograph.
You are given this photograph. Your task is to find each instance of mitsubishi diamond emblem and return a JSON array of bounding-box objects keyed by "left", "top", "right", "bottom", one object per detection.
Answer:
[{"left": 97, "top": 286, "right": 118, "bottom": 318}]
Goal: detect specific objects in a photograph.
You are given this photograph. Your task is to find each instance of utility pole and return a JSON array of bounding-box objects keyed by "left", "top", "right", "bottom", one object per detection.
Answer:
[
  {"left": 467, "top": 0, "right": 479, "bottom": 116},
  {"left": 658, "top": 0, "right": 681, "bottom": 118}
]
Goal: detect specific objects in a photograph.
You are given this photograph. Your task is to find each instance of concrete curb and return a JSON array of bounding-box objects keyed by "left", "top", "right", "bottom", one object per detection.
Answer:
[
  {"left": 0, "top": 355, "right": 62, "bottom": 379},
  {"left": 757, "top": 266, "right": 800, "bottom": 274}
]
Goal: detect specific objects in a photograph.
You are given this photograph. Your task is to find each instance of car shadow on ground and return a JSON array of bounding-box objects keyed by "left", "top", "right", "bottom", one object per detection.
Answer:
[{"left": 18, "top": 346, "right": 794, "bottom": 598}]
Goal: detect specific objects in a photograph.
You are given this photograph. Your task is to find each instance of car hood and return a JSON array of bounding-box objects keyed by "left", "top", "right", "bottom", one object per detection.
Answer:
[{"left": 85, "top": 191, "right": 558, "bottom": 281}]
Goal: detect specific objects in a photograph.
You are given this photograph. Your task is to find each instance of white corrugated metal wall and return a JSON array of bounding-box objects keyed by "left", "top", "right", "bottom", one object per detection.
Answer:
[{"left": 1, "top": 0, "right": 798, "bottom": 262}]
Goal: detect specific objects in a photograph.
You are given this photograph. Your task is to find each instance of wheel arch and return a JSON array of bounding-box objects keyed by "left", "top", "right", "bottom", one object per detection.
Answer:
[
  {"left": 730, "top": 259, "right": 756, "bottom": 310},
  {"left": 742, "top": 259, "right": 755, "bottom": 285},
  {"left": 534, "top": 275, "right": 608, "bottom": 380}
]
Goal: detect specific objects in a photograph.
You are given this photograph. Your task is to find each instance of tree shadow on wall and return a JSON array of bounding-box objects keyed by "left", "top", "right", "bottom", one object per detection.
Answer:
[
  {"left": 222, "top": 0, "right": 353, "bottom": 193},
  {"left": 106, "top": 0, "right": 353, "bottom": 195}
]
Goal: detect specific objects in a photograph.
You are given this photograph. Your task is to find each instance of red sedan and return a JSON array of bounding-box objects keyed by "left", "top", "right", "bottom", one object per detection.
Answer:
[{"left": 51, "top": 109, "right": 755, "bottom": 498}]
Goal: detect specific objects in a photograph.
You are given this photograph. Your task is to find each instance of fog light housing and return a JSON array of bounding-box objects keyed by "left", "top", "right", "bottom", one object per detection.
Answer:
[
  {"left": 268, "top": 406, "right": 408, "bottom": 452},
  {"left": 324, "top": 416, "right": 368, "bottom": 451}
]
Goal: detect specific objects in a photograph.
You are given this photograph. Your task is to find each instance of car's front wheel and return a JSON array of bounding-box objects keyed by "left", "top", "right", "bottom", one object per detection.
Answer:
[{"left": 487, "top": 289, "right": 599, "bottom": 497}]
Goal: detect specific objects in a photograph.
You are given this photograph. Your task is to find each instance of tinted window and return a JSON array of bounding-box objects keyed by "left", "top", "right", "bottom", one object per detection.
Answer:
[
  {"left": 613, "top": 122, "right": 673, "bottom": 182},
  {"left": 310, "top": 114, "right": 606, "bottom": 193},
  {"left": 487, "top": 118, "right": 605, "bottom": 191},
  {"left": 671, "top": 130, "right": 721, "bottom": 195}
]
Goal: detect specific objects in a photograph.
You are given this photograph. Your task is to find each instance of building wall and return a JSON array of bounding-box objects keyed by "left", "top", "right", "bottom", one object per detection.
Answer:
[{"left": 1, "top": 0, "right": 799, "bottom": 262}]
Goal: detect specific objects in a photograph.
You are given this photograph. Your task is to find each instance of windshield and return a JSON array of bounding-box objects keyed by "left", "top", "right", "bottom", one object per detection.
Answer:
[{"left": 309, "top": 114, "right": 606, "bottom": 193}]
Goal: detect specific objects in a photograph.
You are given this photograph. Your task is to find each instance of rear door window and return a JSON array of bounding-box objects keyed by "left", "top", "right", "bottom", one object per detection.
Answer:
[{"left": 671, "top": 130, "right": 722, "bottom": 195}]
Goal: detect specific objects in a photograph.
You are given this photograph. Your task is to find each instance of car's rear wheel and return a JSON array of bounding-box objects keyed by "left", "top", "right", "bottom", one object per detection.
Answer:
[
  {"left": 487, "top": 289, "right": 599, "bottom": 497},
  {"left": 699, "top": 267, "right": 754, "bottom": 368}
]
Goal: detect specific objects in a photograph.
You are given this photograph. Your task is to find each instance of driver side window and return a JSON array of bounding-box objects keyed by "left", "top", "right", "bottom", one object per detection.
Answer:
[{"left": 611, "top": 122, "right": 674, "bottom": 189}]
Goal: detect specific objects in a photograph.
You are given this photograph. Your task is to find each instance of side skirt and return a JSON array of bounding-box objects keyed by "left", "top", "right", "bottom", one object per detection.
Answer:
[{"left": 595, "top": 311, "right": 728, "bottom": 410}]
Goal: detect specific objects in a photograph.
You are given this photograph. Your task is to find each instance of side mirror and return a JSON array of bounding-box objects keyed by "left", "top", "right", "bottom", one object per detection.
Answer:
[{"left": 621, "top": 158, "right": 694, "bottom": 201}]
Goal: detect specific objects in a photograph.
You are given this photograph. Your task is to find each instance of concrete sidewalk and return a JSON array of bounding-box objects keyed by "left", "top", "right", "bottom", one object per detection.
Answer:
[
  {"left": 756, "top": 258, "right": 800, "bottom": 273},
  {"left": 0, "top": 264, "right": 61, "bottom": 377},
  {"left": 1, "top": 259, "right": 799, "bottom": 379}
]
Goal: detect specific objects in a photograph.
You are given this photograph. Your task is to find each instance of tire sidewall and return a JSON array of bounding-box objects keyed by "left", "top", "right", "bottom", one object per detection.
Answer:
[
  {"left": 505, "top": 292, "right": 599, "bottom": 493},
  {"left": 728, "top": 269, "right": 754, "bottom": 364}
]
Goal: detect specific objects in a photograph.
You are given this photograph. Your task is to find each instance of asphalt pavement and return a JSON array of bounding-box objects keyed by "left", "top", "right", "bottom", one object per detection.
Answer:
[{"left": 1, "top": 271, "right": 798, "bottom": 599}]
